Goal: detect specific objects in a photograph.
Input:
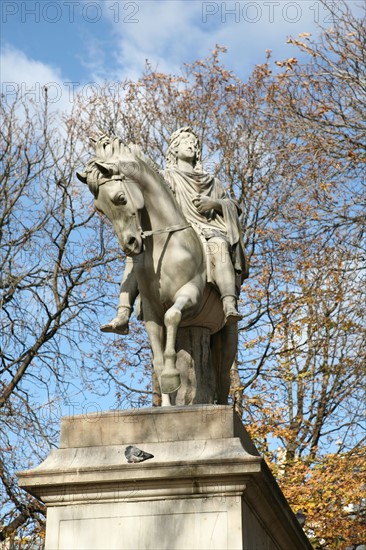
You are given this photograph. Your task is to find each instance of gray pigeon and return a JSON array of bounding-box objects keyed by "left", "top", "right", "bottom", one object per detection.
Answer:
[{"left": 125, "top": 445, "right": 154, "bottom": 463}]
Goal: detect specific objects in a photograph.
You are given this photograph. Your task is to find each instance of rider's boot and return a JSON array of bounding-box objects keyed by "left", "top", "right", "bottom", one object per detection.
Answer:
[
  {"left": 100, "top": 306, "right": 132, "bottom": 335},
  {"left": 222, "top": 294, "right": 243, "bottom": 325}
]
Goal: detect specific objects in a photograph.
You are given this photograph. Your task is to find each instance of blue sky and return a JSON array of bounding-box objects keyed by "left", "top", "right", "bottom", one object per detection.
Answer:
[
  {"left": 2, "top": 1, "right": 363, "bottom": 427},
  {"left": 2, "top": 0, "right": 360, "bottom": 112}
]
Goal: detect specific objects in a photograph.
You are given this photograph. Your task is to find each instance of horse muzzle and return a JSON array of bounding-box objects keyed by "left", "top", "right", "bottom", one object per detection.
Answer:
[{"left": 122, "top": 234, "right": 143, "bottom": 256}]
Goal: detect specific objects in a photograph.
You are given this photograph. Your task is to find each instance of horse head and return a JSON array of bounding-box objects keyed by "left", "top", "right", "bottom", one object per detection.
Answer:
[{"left": 77, "top": 136, "right": 145, "bottom": 256}]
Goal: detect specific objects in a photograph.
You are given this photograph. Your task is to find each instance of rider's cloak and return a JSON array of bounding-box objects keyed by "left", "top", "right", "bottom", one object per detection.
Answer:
[{"left": 163, "top": 168, "right": 249, "bottom": 285}]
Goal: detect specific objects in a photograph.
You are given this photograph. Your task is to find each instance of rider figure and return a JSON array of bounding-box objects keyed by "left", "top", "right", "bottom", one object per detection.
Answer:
[{"left": 101, "top": 127, "right": 248, "bottom": 334}]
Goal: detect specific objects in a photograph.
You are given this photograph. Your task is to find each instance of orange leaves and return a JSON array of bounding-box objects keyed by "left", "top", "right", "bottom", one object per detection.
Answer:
[
  {"left": 347, "top": 150, "right": 357, "bottom": 160},
  {"left": 319, "top": 181, "right": 330, "bottom": 191},
  {"left": 212, "top": 45, "right": 228, "bottom": 55},
  {"left": 316, "top": 105, "right": 331, "bottom": 116},
  {"left": 275, "top": 57, "right": 298, "bottom": 70},
  {"left": 287, "top": 36, "right": 317, "bottom": 57},
  {"left": 244, "top": 338, "right": 259, "bottom": 349},
  {"left": 276, "top": 450, "right": 366, "bottom": 547},
  {"left": 224, "top": 84, "right": 237, "bottom": 93}
]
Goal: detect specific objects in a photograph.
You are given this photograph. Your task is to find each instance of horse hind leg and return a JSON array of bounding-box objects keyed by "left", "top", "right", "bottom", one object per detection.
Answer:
[{"left": 211, "top": 323, "right": 238, "bottom": 404}]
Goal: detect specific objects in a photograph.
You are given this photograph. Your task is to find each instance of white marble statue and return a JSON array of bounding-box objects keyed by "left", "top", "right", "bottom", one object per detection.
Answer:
[{"left": 77, "top": 130, "right": 248, "bottom": 405}]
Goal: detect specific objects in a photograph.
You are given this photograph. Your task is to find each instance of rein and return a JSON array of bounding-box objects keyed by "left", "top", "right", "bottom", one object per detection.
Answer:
[
  {"left": 97, "top": 175, "right": 191, "bottom": 240},
  {"left": 141, "top": 223, "right": 191, "bottom": 239}
]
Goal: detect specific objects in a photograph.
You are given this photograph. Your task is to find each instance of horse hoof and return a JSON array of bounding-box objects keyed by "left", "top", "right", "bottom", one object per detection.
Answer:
[
  {"left": 100, "top": 321, "right": 129, "bottom": 335},
  {"left": 161, "top": 372, "right": 181, "bottom": 394},
  {"left": 225, "top": 310, "right": 243, "bottom": 325}
]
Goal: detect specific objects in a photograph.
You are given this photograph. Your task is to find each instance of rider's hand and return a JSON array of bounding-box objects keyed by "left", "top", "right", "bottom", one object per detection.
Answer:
[{"left": 193, "top": 195, "right": 220, "bottom": 214}]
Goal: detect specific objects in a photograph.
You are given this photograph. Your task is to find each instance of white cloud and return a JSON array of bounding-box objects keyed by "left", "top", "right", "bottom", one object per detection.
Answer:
[
  {"left": 101, "top": 0, "right": 207, "bottom": 80},
  {"left": 98, "top": 0, "right": 363, "bottom": 82},
  {"left": 0, "top": 44, "right": 114, "bottom": 115},
  {"left": 1, "top": 45, "right": 63, "bottom": 86},
  {"left": 1, "top": 44, "right": 75, "bottom": 112},
  {"left": 100, "top": 0, "right": 334, "bottom": 81}
]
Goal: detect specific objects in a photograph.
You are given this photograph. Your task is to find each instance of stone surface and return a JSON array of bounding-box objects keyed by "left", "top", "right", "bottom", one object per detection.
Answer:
[
  {"left": 174, "top": 326, "right": 215, "bottom": 405},
  {"left": 77, "top": 133, "right": 247, "bottom": 405},
  {"left": 18, "top": 405, "right": 312, "bottom": 550}
]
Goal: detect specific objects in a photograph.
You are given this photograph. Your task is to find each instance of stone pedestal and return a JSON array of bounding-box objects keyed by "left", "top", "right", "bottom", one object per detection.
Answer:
[{"left": 17, "top": 406, "right": 311, "bottom": 550}]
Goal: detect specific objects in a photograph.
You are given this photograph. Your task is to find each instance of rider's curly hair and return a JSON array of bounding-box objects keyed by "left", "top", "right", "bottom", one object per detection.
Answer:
[{"left": 165, "top": 126, "right": 202, "bottom": 170}]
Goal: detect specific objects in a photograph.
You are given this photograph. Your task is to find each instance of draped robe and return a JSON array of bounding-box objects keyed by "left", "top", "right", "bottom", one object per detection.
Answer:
[{"left": 163, "top": 168, "right": 248, "bottom": 287}]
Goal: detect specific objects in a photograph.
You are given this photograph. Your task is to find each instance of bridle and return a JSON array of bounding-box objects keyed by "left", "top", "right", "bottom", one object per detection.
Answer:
[{"left": 97, "top": 175, "right": 191, "bottom": 240}]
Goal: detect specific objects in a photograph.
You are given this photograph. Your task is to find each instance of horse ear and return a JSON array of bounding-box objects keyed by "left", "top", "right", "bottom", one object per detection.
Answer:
[
  {"left": 76, "top": 171, "right": 88, "bottom": 184},
  {"left": 95, "top": 162, "right": 113, "bottom": 176}
]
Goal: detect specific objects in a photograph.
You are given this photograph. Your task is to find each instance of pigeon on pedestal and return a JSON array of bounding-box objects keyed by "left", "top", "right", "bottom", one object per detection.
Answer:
[{"left": 125, "top": 445, "right": 154, "bottom": 463}]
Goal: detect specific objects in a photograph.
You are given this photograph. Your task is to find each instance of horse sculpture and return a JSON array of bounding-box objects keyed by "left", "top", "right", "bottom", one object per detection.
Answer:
[{"left": 77, "top": 136, "right": 238, "bottom": 406}]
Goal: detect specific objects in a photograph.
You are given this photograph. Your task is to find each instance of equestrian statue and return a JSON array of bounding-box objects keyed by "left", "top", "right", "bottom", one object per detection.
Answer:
[{"left": 77, "top": 129, "right": 248, "bottom": 406}]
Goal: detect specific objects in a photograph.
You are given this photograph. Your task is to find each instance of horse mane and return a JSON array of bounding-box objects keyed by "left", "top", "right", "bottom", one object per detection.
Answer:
[
  {"left": 77, "top": 136, "right": 161, "bottom": 198},
  {"left": 127, "top": 143, "right": 161, "bottom": 175}
]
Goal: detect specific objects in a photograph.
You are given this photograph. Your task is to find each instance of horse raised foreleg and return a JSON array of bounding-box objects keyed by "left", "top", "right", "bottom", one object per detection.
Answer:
[{"left": 161, "top": 284, "right": 202, "bottom": 394}]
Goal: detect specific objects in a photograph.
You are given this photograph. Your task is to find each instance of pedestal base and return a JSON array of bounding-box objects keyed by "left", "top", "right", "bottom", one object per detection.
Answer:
[{"left": 17, "top": 406, "right": 311, "bottom": 550}]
